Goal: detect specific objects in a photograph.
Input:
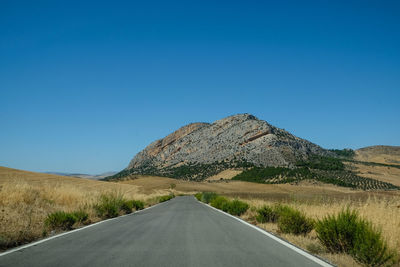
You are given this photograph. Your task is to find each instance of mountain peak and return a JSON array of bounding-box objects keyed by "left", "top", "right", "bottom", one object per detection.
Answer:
[
  {"left": 213, "top": 113, "right": 259, "bottom": 125},
  {"left": 123, "top": 114, "right": 329, "bottom": 180}
]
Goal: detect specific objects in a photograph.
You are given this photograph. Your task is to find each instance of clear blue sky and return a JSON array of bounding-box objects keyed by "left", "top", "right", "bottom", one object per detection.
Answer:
[{"left": 1, "top": 0, "right": 399, "bottom": 174}]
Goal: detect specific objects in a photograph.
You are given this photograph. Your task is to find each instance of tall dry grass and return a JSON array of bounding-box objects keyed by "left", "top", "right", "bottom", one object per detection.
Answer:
[
  {"left": 240, "top": 196, "right": 400, "bottom": 267},
  {"left": 0, "top": 168, "right": 171, "bottom": 250}
]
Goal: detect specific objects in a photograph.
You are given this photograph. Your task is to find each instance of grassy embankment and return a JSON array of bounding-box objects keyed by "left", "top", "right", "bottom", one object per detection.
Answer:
[{"left": 0, "top": 166, "right": 175, "bottom": 250}]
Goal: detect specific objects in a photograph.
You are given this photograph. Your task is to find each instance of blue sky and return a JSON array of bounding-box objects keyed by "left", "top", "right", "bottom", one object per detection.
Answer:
[{"left": 1, "top": 0, "right": 399, "bottom": 174}]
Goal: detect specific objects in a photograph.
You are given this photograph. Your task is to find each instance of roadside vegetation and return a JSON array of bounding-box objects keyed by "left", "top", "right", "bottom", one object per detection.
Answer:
[
  {"left": 158, "top": 194, "right": 175, "bottom": 202},
  {"left": 45, "top": 210, "right": 89, "bottom": 231},
  {"left": 93, "top": 193, "right": 145, "bottom": 219},
  {"left": 315, "top": 209, "right": 396, "bottom": 266},
  {"left": 0, "top": 167, "right": 175, "bottom": 251},
  {"left": 196, "top": 192, "right": 249, "bottom": 216},
  {"left": 195, "top": 192, "right": 399, "bottom": 266}
]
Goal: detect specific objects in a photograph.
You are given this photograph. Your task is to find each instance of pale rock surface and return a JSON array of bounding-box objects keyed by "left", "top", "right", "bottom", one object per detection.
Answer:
[{"left": 127, "top": 114, "right": 329, "bottom": 171}]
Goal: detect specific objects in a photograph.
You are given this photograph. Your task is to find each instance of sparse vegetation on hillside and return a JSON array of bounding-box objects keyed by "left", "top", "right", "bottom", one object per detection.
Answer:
[
  {"left": 232, "top": 156, "right": 399, "bottom": 190},
  {"left": 109, "top": 154, "right": 399, "bottom": 191},
  {"left": 105, "top": 160, "right": 254, "bottom": 181},
  {"left": 329, "top": 148, "right": 355, "bottom": 159},
  {"left": 343, "top": 158, "right": 400, "bottom": 169},
  {"left": 297, "top": 155, "right": 345, "bottom": 171}
]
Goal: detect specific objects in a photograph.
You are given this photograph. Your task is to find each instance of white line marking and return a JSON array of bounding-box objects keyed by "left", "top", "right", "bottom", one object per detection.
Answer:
[
  {"left": 199, "top": 201, "right": 333, "bottom": 267},
  {"left": 0, "top": 200, "right": 168, "bottom": 257}
]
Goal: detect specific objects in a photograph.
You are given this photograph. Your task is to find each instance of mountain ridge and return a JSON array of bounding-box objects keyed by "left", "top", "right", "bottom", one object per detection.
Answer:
[{"left": 116, "top": 114, "right": 333, "bottom": 180}]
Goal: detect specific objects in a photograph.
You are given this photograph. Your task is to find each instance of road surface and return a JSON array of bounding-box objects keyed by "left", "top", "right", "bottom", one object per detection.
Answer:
[{"left": 0, "top": 196, "right": 330, "bottom": 267}]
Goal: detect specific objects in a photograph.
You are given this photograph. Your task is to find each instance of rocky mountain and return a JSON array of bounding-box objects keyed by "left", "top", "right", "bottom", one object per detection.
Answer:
[{"left": 111, "top": 114, "right": 333, "bottom": 180}]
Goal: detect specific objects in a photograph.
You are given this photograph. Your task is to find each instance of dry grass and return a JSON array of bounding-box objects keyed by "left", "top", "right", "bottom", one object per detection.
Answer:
[
  {"left": 122, "top": 174, "right": 400, "bottom": 202},
  {"left": 355, "top": 147, "right": 400, "bottom": 166},
  {"left": 238, "top": 196, "right": 400, "bottom": 267},
  {"left": 205, "top": 169, "right": 243, "bottom": 181},
  {"left": 0, "top": 166, "right": 170, "bottom": 249},
  {"left": 347, "top": 162, "right": 400, "bottom": 186}
]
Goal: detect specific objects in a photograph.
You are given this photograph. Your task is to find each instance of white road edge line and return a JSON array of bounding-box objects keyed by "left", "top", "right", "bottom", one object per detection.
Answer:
[
  {"left": 200, "top": 201, "right": 333, "bottom": 267},
  {"left": 0, "top": 199, "right": 169, "bottom": 257}
]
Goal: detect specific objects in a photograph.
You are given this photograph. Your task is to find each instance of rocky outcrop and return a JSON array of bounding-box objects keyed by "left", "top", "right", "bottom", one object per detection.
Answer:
[{"left": 126, "top": 114, "right": 330, "bottom": 178}]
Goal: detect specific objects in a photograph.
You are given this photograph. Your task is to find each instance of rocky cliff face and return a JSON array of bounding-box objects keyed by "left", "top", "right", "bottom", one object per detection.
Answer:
[{"left": 124, "top": 114, "right": 330, "bottom": 179}]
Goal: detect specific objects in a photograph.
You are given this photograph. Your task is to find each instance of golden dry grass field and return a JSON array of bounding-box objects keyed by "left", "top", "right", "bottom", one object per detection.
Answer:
[
  {"left": 355, "top": 146, "right": 400, "bottom": 166},
  {"left": 121, "top": 173, "right": 400, "bottom": 202},
  {"left": 0, "top": 166, "right": 171, "bottom": 250}
]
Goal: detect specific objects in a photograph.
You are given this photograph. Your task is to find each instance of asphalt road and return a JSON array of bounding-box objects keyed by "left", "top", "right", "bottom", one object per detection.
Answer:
[{"left": 0, "top": 196, "right": 330, "bottom": 267}]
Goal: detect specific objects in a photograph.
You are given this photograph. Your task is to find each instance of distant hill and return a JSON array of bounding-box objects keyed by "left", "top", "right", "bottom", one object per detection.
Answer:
[
  {"left": 355, "top": 146, "right": 400, "bottom": 166},
  {"left": 45, "top": 171, "right": 117, "bottom": 180},
  {"left": 109, "top": 114, "right": 333, "bottom": 180}
]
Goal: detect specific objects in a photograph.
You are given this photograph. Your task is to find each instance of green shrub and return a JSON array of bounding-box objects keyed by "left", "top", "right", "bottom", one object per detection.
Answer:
[
  {"left": 352, "top": 220, "right": 397, "bottom": 266},
  {"left": 94, "top": 193, "right": 146, "bottom": 218},
  {"left": 274, "top": 204, "right": 295, "bottom": 216},
  {"left": 315, "top": 209, "right": 396, "bottom": 266},
  {"left": 158, "top": 194, "right": 175, "bottom": 203},
  {"left": 315, "top": 209, "right": 358, "bottom": 253},
  {"left": 45, "top": 211, "right": 77, "bottom": 230},
  {"left": 201, "top": 192, "right": 217, "bottom": 203},
  {"left": 121, "top": 200, "right": 134, "bottom": 214},
  {"left": 277, "top": 206, "right": 314, "bottom": 235},
  {"left": 194, "top": 193, "right": 202, "bottom": 201},
  {"left": 210, "top": 196, "right": 230, "bottom": 211},
  {"left": 256, "top": 205, "right": 279, "bottom": 223},
  {"left": 227, "top": 199, "right": 249, "bottom": 216},
  {"left": 94, "top": 193, "right": 126, "bottom": 218},
  {"left": 131, "top": 200, "right": 145, "bottom": 210},
  {"left": 120, "top": 199, "right": 144, "bottom": 213},
  {"left": 210, "top": 197, "right": 248, "bottom": 216},
  {"left": 71, "top": 210, "right": 89, "bottom": 224}
]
